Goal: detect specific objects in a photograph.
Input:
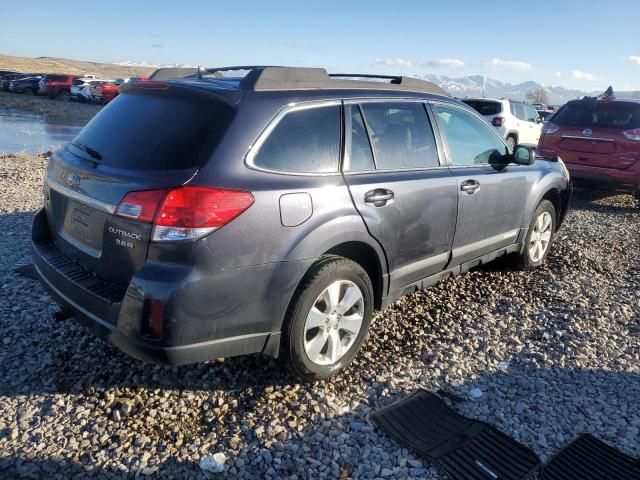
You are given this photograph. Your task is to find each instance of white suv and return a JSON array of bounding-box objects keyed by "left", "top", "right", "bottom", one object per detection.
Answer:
[{"left": 462, "top": 98, "right": 542, "bottom": 148}]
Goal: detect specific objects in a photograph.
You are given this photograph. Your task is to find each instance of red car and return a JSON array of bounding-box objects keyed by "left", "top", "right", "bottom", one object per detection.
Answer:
[
  {"left": 101, "top": 80, "right": 123, "bottom": 104},
  {"left": 538, "top": 94, "right": 640, "bottom": 201},
  {"left": 38, "top": 74, "right": 79, "bottom": 100}
]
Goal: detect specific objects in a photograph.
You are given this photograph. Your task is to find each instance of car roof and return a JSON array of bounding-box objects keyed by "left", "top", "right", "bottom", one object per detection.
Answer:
[{"left": 148, "top": 66, "right": 450, "bottom": 99}]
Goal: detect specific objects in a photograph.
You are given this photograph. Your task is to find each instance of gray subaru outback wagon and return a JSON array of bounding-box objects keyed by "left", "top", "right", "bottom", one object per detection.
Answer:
[{"left": 32, "top": 66, "right": 571, "bottom": 380}]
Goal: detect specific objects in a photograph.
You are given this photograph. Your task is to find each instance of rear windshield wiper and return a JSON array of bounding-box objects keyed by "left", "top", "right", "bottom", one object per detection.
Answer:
[{"left": 71, "top": 142, "right": 102, "bottom": 161}]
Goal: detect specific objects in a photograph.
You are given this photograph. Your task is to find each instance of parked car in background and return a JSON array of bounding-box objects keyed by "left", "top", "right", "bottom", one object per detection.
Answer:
[
  {"left": 101, "top": 79, "right": 125, "bottom": 103},
  {"left": 71, "top": 78, "right": 110, "bottom": 103},
  {"left": 8, "top": 75, "right": 43, "bottom": 95},
  {"left": 32, "top": 66, "right": 571, "bottom": 380},
  {"left": 537, "top": 109, "right": 556, "bottom": 122},
  {"left": 538, "top": 91, "right": 640, "bottom": 202},
  {"left": 1, "top": 72, "right": 31, "bottom": 91},
  {"left": 462, "top": 98, "right": 543, "bottom": 148},
  {"left": 38, "top": 74, "right": 78, "bottom": 100}
]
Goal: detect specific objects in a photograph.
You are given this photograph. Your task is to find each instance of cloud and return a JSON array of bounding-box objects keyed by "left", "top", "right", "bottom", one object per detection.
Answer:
[
  {"left": 488, "top": 58, "right": 532, "bottom": 71},
  {"left": 422, "top": 58, "right": 465, "bottom": 68},
  {"left": 373, "top": 58, "right": 413, "bottom": 68},
  {"left": 151, "top": 43, "right": 164, "bottom": 49},
  {"left": 557, "top": 70, "right": 596, "bottom": 81},
  {"left": 628, "top": 56, "right": 640, "bottom": 64}
]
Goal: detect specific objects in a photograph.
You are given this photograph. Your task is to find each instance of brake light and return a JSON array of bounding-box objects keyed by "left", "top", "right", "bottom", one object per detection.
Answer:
[
  {"left": 134, "top": 80, "right": 169, "bottom": 89},
  {"left": 623, "top": 128, "right": 640, "bottom": 141},
  {"left": 542, "top": 122, "right": 560, "bottom": 135},
  {"left": 115, "top": 186, "right": 254, "bottom": 241},
  {"left": 492, "top": 117, "right": 504, "bottom": 127}
]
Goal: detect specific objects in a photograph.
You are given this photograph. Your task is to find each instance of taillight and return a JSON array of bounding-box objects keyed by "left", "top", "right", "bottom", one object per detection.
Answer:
[
  {"left": 623, "top": 128, "right": 640, "bottom": 141},
  {"left": 542, "top": 122, "right": 560, "bottom": 135},
  {"left": 115, "top": 186, "right": 254, "bottom": 242},
  {"left": 492, "top": 117, "right": 504, "bottom": 127},
  {"left": 134, "top": 80, "right": 169, "bottom": 89},
  {"left": 116, "top": 189, "right": 167, "bottom": 222}
]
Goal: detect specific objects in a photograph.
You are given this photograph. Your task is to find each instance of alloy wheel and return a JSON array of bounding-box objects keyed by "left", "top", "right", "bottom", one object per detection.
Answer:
[
  {"left": 303, "top": 280, "right": 364, "bottom": 366},
  {"left": 529, "top": 211, "right": 552, "bottom": 262}
]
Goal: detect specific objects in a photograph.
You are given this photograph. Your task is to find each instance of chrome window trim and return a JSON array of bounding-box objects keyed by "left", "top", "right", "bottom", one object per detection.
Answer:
[
  {"left": 47, "top": 178, "right": 116, "bottom": 214},
  {"left": 245, "top": 100, "right": 343, "bottom": 177},
  {"left": 561, "top": 135, "right": 614, "bottom": 142}
]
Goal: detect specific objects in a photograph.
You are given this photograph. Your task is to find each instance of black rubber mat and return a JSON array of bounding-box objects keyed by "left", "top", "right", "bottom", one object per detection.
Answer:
[
  {"left": 14, "top": 263, "right": 39, "bottom": 280},
  {"left": 372, "top": 390, "right": 540, "bottom": 480},
  {"left": 541, "top": 434, "right": 640, "bottom": 480}
]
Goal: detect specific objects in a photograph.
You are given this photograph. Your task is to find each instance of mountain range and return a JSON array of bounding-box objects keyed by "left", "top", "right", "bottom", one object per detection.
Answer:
[{"left": 417, "top": 74, "right": 639, "bottom": 104}]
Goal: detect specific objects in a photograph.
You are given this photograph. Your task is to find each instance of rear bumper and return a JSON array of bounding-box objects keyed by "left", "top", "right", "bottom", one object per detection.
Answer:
[
  {"left": 31, "top": 208, "right": 305, "bottom": 365},
  {"left": 566, "top": 163, "right": 640, "bottom": 192}
]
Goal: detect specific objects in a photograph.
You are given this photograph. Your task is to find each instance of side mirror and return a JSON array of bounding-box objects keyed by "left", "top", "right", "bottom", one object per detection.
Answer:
[
  {"left": 536, "top": 117, "right": 543, "bottom": 124},
  {"left": 513, "top": 144, "right": 536, "bottom": 165}
]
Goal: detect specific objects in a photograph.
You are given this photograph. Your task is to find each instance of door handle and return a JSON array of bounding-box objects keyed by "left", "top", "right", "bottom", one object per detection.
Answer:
[
  {"left": 460, "top": 180, "right": 480, "bottom": 194},
  {"left": 364, "top": 189, "right": 394, "bottom": 207}
]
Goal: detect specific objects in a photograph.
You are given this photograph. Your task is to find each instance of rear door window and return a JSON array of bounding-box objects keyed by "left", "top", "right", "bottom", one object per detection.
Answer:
[
  {"left": 510, "top": 102, "right": 526, "bottom": 120},
  {"left": 462, "top": 100, "right": 502, "bottom": 116},
  {"left": 359, "top": 102, "right": 439, "bottom": 169},
  {"left": 253, "top": 105, "right": 341, "bottom": 173},
  {"left": 553, "top": 102, "right": 640, "bottom": 129},
  {"left": 345, "top": 105, "right": 375, "bottom": 171},
  {"left": 71, "top": 91, "right": 234, "bottom": 170},
  {"left": 525, "top": 104, "right": 539, "bottom": 122}
]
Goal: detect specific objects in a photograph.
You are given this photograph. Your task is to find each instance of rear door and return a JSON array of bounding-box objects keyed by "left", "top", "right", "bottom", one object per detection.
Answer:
[
  {"left": 45, "top": 87, "right": 235, "bottom": 287},
  {"left": 343, "top": 101, "right": 458, "bottom": 293},
  {"left": 524, "top": 104, "right": 542, "bottom": 144},
  {"left": 432, "top": 102, "right": 532, "bottom": 266}
]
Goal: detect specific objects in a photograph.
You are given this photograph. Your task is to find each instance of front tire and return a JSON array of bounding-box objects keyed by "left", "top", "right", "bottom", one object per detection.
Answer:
[
  {"left": 281, "top": 256, "right": 374, "bottom": 381},
  {"left": 515, "top": 200, "right": 556, "bottom": 269}
]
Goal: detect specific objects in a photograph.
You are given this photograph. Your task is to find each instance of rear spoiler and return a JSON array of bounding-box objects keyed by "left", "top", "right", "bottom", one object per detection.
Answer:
[{"left": 149, "top": 67, "right": 199, "bottom": 80}]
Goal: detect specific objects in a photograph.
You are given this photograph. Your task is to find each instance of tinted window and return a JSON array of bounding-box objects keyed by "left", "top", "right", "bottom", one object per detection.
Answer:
[
  {"left": 525, "top": 104, "right": 539, "bottom": 122},
  {"left": 346, "top": 106, "right": 375, "bottom": 171},
  {"left": 71, "top": 91, "right": 233, "bottom": 170},
  {"left": 553, "top": 102, "right": 640, "bottom": 129},
  {"left": 462, "top": 100, "right": 502, "bottom": 116},
  {"left": 254, "top": 105, "right": 340, "bottom": 173},
  {"left": 360, "top": 102, "right": 438, "bottom": 169},
  {"left": 435, "top": 104, "right": 508, "bottom": 166}
]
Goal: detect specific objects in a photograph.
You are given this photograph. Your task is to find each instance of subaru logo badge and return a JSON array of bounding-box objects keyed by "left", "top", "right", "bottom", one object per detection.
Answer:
[
  {"left": 583, "top": 128, "right": 593, "bottom": 137},
  {"left": 64, "top": 173, "right": 81, "bottom": 190}
]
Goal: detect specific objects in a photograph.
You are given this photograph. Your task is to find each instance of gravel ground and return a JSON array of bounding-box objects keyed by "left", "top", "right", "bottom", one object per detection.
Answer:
[{"left": 1, "top": 153, "right": 639, "bottom": 479}]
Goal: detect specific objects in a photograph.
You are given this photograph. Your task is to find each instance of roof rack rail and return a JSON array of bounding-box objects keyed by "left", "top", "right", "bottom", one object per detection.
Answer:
[{"left": 150, "top": 66, "right": 448, "bottom": 96}]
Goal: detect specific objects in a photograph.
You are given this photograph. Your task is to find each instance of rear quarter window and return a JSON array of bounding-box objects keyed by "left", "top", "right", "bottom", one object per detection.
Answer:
[
  {"left": 252, "top": 105, "right": 341, "bottom": 173},
  {"left": 71, "top": 91, "right": 234, "bottom": 170}
]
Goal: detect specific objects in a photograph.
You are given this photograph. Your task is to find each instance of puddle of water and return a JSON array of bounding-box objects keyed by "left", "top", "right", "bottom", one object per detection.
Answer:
[{"left": 0, "top": 108, "right": 83, "bottom": 155}]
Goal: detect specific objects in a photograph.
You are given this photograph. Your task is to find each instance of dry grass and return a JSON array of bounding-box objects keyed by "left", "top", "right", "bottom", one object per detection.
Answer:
[
  {"left": 0, "top": 53, "right": 156, "bottom": 79},
  {"left": 0, "top": 91, "right": 99, "bottom": 125}
]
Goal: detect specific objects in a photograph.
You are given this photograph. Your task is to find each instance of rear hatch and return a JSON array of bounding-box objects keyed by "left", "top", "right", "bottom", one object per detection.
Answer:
[
  {"left": 44, "top": 84, "right": 238, "bottom": 287},
  {"left": 543, "top": 100, "right": 640, "bottom": 169}
]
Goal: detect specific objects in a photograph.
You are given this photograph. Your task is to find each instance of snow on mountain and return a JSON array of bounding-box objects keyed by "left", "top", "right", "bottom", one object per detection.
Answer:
[
  {"left": 416, "top": 74, "right": 589, "bottom": 104},
  {"left": 114, "top": 61, "right": 197, "bottom": 68}
]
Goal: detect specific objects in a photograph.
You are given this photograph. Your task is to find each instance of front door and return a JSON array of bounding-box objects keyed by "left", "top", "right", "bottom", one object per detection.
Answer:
[
  {"left": 432, "top": 102, "right": 533, "bottom": 266},
  {"left": 343, "top": 102, "right": 458, "bottom": 294}
]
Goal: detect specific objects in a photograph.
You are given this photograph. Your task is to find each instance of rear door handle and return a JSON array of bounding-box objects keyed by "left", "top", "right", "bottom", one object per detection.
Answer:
[
  {"left": 364, "top": 188, "right": 394, "bottom": 207},
  {"left": 460, "top": 180, "right": 480, "bottom": 194}
]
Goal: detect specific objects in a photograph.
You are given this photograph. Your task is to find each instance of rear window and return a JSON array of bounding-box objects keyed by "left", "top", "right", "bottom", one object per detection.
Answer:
[
  {"left": 553, "top": 101, "right": 640, "bottom": 129},
  {"left": 462, "top": 100, "right": 502, "bottom": 116},
  {"left": 71, "top": 91, "right": 234, "bottom": 170}
]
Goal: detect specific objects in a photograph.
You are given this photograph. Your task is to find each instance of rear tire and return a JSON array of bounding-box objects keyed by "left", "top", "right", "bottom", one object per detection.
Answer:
[
  {"left": 281, "top": 256, "right": 374, "bottom": 381},
  {"left": 506, "top": 135, "right": 516, "bottom": 150},
  {"left": 513, "top": 200, "right": 556, "bottom": 270},
  {"left": 57, "top": 90, "right": 70, "bottom": 102}
]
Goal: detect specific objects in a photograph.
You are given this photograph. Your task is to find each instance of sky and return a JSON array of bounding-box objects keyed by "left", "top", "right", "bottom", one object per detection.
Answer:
[{"left": 2, "top": 0, "right": 639, "bottom": 91}]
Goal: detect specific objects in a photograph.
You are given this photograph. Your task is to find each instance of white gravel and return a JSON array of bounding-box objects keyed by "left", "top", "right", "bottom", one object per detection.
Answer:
[{"left": 1, "top": 153, "right": 639, "bottom": 479}]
